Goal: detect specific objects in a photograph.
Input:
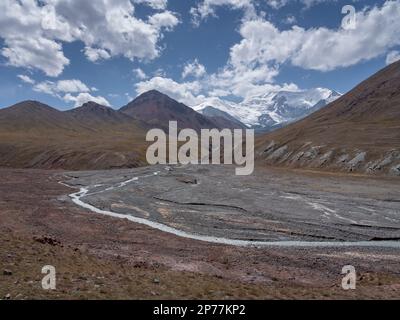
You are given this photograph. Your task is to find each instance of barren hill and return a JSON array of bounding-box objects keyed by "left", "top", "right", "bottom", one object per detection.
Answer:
[
  {"left": 0, "top": 101, "right": 147, "bottom": 170},
  {"left": 66, "top": 101, "right": 135, "bottom": 127}
]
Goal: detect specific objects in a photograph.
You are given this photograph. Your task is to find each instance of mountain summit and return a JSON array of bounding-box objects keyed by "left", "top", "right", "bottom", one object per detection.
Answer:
[
  {"left": 120, "top": 90, "right": 239, "bottom": 131},
  {"left": 67, "top": 101, "right": 134, "bottom": 126},
  {"left": 193, "top": 88, "right": 341, "bottom": 132}
]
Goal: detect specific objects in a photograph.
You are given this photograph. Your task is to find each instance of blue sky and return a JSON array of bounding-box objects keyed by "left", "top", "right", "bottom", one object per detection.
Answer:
[{"left": 0, "top": 0, "right": 399, "bottom": 110}]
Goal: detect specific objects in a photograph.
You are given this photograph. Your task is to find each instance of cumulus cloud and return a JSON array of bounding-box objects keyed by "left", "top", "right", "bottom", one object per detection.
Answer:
[
  {"left": 190, "top": 0, "right": 255, "bottom": 26},
  {"left": 207, "top": 64, "right": 283, "bottom": 98},
  {"left": 149, "top": 11, "right": 180, "bottom": 30},
  {"left": 386, "top": 50, "right": 400, "bottom": 65},
  {"left": 136, "top": 76, "right": 204, "bottom": 105},
  {"left": 133, "top": 0, "right": 168, "bottom": 10},
  {"left": 182, "top": 59, "right": 207, "bottom": 79},
  {"left": 63, "top": 92, "right": 111, "bottom": 108},
  {"left": 17, "top": 75, "right": 35, "bottom": 85},
  {"left": 0, "top": 0, "right": 179, "bottom": 76},
  {"left": 84, "top": 47, "right": 111, "bottom": 63},
  {"left": 267, "top": 0, "right": 342, "bottom": 9},
  {"left": 32, "top": 79, "right": 110, "bottom": 108},
  {"left": 266, "top": 0, "right": 289, "bottom": 9},
  {"left": 134, "top": 68, "right": 148, "bottom": 80},
  {"left": 230, "top": 1, "right": 400, "bottom": 72},
  {"left": 33, "top": 80, "right": 90, "bottom": 96},
  {"left": 2, "top": 37, "right": 70, "bottom": 77}
]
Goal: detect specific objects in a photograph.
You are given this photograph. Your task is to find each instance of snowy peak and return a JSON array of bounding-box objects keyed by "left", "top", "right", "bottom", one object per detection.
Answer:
[{"left": 192, "top": 88, "right": 341, "bottom": 131}]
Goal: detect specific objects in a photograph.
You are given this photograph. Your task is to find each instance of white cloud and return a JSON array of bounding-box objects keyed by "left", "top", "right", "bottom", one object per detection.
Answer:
[
  {"left": 267, "top": 0, "right": 340, "bottom": 9},
  {"left": 190, "top": 0, "right": 255, "bottom": 26},
  {"left": 2, "top": 37, "right": 70, "bottom": 77},
  {"left": 134, "top": 68, "right": 148, "bottom": 80},
  {"left": 149, "top": 11, "right": 180, "bottom": 30},
  {"left": 32, "top": 78, "right": 110, "bottom": 108},
  {"left": 0, "top": 0, "right": 179, "bottom": 76},
  {"left": 63, "top": 92, "right": 111, "bottom": 108},
  {"left": 17, "top": 75, "right": 35, "bottom": 85},
  {"left": 56, "top": 80, "right": 90, "bottom": 93},
  {"left": 182, "top": 59, "right": 207, "bottom": 79},
  {"left": 136, "top": 76, "right": 204, "bottom": 105},
  {"left": 284, "top": 15, "right": 297, "bottom": 25},
  {"left": 386, "top": 50, "right": 400, "bottom": 65},
  {"left": 229, "top": 1, "right": 400, "bottom": 72},
  {"left": 300, "top": 0, "right": 337, "bottom": 9},
  {"left": 133, "top": 0, "right": 168, "bottom": 10},
  {"left": 33, "top": 80, "right": 90, "bottom": 96},
  {"left": 84, "top": 47, "right": 111, "bottom": 62},
  {"left": 266, "top": 0, "right": 289, "bottom": 9}
]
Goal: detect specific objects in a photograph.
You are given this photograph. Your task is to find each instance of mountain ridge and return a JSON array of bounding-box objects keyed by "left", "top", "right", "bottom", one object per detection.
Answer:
[
  {"left": 193, "top": 88, "right": 341, "bottom": 132},
  {"left": 120, "top": 90, "right": 240, "bottom": 131}
]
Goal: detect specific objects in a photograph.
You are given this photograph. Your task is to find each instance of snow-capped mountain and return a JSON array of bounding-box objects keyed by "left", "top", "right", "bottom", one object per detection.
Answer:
[{"left": 193, "top": 88, "right": 341, "bottom": 131}]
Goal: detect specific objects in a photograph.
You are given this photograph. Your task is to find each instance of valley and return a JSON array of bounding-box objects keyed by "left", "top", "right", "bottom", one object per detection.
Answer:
[
  {"left": 1, "top": 167, "right": 400, "bottom": 300},
  {"left": 64, "top": 164, "right": 400, "bottom": 245},
  {"left": 0, "top": 59, "right": 399, "bottom": 301},
  {"left": 1, "top": 0, "right": 399, "bottom": 303}
]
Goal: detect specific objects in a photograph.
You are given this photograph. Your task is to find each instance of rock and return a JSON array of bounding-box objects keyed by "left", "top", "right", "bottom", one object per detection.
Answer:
[
  {"left": 390, "top": 164, "right": 400, "bottom": 176},
  {"left": 303, "top": 146, "right": 321, "bottom": 161},
  {"left": 278, "top": 151, "right": 293, "bottom": 164},
  {"left": 291, "top": 152, "right": 304, "bottom": 162},
  {"left": 262, "top": 141, "right": 276, "bottom": 155},
  {"left": 347, "top": 152, "right": 366, "bottom": 171},
  {"left": 33, "top": 236, "right": 61, "bottom": 246},
  {"left": 368, "top": 151, "right": 398, "bottom": 172},
  {"left": 153, "top": 278, "right": 160, "bottom": 284},
  {"left": 176, "top": 176, "right": 197, "bottom": 185},
  {"left": 337, "top": 154, "right": 349, "bottom": 164},
  {"left": 317, "top": 151, "right": 333, "bottom": 167},
  {"left": 267, "top": 145, "right": 288, "bottom": 161},
  {"left": 3, "top": 269, "right": 12, "bottom": 276},
  {"left": 4, "top": 294, "right": 11, "bottom": 300}
]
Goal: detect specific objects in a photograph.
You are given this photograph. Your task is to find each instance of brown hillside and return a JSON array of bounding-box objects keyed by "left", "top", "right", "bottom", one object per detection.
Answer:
[{"left": 0, "top": 101, "right": 148, "bottom": 170}]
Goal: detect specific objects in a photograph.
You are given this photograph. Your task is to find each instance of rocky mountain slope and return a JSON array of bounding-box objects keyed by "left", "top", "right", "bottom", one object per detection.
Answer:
[
  {"left": 256, "top": 61, "right": 400, "bottom": 176},
  {"left": 196, "top": 106, "right": 247, "bottom": 129}
]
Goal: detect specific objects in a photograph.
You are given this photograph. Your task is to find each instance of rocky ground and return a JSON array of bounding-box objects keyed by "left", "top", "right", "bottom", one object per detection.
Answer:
[
  {"left": 65, "top": 164, "right": 400, "bottom": 243},
  {"left": 1, "top": 167, "right": 400, "bottom": 299}
]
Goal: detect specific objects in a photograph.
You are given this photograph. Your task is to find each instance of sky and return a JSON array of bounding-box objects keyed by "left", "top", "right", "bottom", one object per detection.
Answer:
[{"left": 0, "top": 0, "right": 399, "bottom": 110}]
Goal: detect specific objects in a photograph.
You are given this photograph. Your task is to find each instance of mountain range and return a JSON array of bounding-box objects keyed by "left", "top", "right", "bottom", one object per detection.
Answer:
[
  {"left": 193, "top": 88, "right": 341, "bottom": 132},
  {"left": 120, "top": 90, "right": 244, "bottom": 131},
  {"left": 0, "top": 90, "right": 241, "bottom": 170},
  {"left": 0, "top": 61, "right": 399, "bottom": 175}
]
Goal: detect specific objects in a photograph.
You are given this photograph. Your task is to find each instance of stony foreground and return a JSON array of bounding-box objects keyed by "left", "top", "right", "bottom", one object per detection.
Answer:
[{"left": 1, "top": 167, "right": 400, "bottom": 299}]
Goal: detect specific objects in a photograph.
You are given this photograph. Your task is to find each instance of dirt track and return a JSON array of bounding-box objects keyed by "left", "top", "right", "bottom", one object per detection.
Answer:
[{"left": 1, "top": 167, "right": 400, "bottom": 299}]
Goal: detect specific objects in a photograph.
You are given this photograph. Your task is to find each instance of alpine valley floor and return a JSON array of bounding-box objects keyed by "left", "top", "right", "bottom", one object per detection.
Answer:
[{"left": 1, "top": 166, "right": 400, "bottom": 299}]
